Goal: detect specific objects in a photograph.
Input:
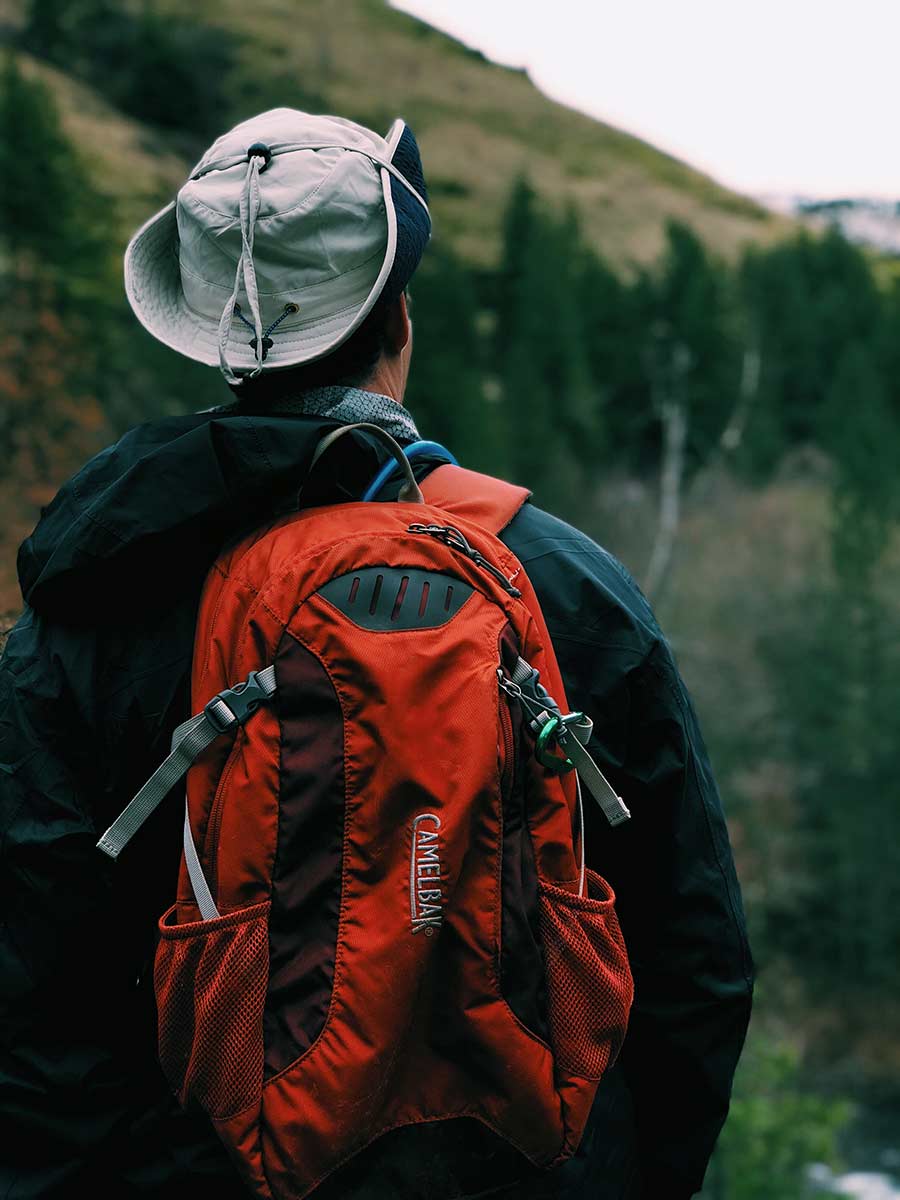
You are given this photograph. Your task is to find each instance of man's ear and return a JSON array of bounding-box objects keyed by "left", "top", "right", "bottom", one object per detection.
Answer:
[{"left": 383, "top": 291, "right": 411, "bottom": 356}]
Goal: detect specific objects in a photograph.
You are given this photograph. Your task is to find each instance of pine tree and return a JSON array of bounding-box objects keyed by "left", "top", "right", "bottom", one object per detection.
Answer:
[
  {"left": 403, "top": 243, "right": 505, "bottom": 473},
  {"left": 493, "top": 180, "right": 598, "bottom": 510},
  {"left": 21, "top": 0, "right": 71, "bottom": 59},
  {"left": 639, "top": 221, "right": 739, "bottom": 597},
  {"left": 740, "top": 229, "right": 882, "bottom": 454},
  {"left": 766, "top": 340, "right": 900, "bottom": 992},
  {"left": 0, "top": 52, "right": 107, "bottom": 294},
  {"left": 0, "top": 53, "right": 113, "bottom": 486},
  {"left": 576, "top": 241, "right": 639, "bottom": 463},
  {"left": 494, "top": 175, "right": 538, "bottom": 365}
]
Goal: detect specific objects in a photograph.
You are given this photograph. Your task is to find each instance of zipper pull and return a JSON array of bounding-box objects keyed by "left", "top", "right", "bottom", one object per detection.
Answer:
[{"left": 409, "top": 523, "right": 522, "bottom": 597}]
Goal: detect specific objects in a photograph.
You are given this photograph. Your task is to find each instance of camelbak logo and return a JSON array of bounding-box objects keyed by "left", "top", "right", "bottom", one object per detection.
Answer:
[{"left": 410, "top": 813, "right": 443, "bottom": 935}]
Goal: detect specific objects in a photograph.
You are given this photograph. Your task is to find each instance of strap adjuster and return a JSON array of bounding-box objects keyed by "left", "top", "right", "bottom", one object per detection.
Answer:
[{"left": 203, "top": 670, "right": 270, "bottom": 734}]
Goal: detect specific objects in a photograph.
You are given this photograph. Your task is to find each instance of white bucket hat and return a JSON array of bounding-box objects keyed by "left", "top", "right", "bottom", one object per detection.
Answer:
[{"left": 124, "top": 107, "right": 431, "bottom": 385}]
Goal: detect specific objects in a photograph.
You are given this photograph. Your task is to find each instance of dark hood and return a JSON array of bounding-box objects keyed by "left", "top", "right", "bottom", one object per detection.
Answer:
[{"left": 17, "top": 409, "right": 391, "bottom": 623}]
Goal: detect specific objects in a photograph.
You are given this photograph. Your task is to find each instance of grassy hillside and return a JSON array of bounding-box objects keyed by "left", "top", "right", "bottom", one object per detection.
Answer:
[
  {"left": 11, "top": 50, "right": 186, "bottom": 231},
  {"left": 2, "top": 0, "right": 792, "bottom": 269}
]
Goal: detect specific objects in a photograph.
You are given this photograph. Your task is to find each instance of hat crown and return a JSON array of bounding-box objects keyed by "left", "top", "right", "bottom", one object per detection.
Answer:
[
  {"left": 124, "top": 108, "right": 428, "bottom": 379},
  {"left": 176, "top": 109, "right": 391, "bottom": 330},
  {"left": 189, "top": 108, "right": 395, "bottom": 179}
]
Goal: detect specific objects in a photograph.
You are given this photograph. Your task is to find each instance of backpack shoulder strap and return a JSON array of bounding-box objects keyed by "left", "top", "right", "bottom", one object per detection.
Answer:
[{"left": 419, "top": 464, "right": 531, "bottom": 535}]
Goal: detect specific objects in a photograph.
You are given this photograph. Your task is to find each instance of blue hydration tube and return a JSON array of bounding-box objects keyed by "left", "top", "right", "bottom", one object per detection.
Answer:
[{"left": 361, "top": 440, "right": 458, "bottom": 501}]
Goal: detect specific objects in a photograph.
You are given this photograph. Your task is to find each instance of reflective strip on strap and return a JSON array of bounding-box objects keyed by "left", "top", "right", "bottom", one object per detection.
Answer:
[
  {"left": 575, "top": 772, "right": 586, "bottom": 897},
  {"left": 96, "top": 665, "right": 277, "bottom": 860},
  {"left": 183, "top": 803, "right": 220, "bottom": 920}
]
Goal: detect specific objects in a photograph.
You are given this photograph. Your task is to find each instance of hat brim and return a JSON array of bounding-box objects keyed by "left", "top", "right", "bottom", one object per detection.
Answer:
[{"left": 123, "top": 162, "right": 399, "bottom": 374}]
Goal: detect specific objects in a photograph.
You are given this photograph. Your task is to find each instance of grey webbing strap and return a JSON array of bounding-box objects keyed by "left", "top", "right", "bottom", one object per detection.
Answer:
[
  {"left": 511, "top": 656, "right": 533, "bottom": 687},
  {"left": 96, "top": 665, "right": 277, "bottom": 860},
  {"left": 575, "top": 773, "right": 586, "bottom": 897},
  {"left": 96, "top": 712, "right": 222, "bottom": 860},
  {"left": 183, "top": 804, "right": 220, "bottom": 920},
  {"left": 561, "top": 716, "right": 632, "bottom": 828},
  {"left": 309, "top": 423, "right": 424, "bottom": 503}
]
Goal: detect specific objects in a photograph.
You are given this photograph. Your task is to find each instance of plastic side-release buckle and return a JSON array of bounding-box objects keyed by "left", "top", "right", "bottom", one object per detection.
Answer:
[{"left": 203, "top": 669, "right": 270, "bottom": 733}]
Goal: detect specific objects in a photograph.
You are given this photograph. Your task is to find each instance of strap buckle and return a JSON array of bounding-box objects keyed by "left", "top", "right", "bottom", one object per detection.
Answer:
[{"left": 203, "top": 670, "right": 269, "bottom": 734}]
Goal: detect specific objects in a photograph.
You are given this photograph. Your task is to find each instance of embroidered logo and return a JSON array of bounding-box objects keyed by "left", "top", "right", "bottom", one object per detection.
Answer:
[{"left": 410, "top": 813, "right": 443, "bottom": 935}]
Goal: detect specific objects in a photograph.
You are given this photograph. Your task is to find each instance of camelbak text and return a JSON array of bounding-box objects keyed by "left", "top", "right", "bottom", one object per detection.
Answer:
[{"left": 410, "top": 813, "right": 443, "bottom": 935}]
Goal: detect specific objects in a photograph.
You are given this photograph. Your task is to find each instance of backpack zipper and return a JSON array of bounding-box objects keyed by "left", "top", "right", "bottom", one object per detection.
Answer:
[
  {"left": 408, "top": 523, "right": 522, "bottom": 597},
  {"left": 499, "top": 684, "right": 516, "bottom": 802}
]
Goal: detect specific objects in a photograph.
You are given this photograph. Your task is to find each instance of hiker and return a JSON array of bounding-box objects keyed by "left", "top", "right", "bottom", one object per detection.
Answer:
[{"left": 0, "top": 109, "right": 753, "bottom": 1200}]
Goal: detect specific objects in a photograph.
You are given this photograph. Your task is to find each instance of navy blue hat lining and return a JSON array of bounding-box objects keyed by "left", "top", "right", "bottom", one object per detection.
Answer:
[{"left": 383, "top": 124, "right": 431, "bottom": 305}]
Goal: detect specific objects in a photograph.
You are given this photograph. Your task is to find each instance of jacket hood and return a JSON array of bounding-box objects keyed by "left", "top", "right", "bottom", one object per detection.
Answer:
[{"left": 17, "top": 409, "right": 387, "bottom": 622}]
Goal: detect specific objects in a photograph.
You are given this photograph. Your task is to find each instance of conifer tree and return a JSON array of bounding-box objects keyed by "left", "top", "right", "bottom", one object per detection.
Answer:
[
  {"left": 740, "top": 229, "right": 882, "bottom": 453},
  {"left": 493, "top": 179, "right": 597, "bottom": 509},
  {"left": 21, "top": 0, "right": 70, "bottom": 59},
  {"left": 0, "top": 54, "right": 115, "bottom": 479},
  {"left": 766, "top": 340, "right": 900, "bottom": 992},
  {"left": 403, "top": 244, "right": 505, "bottom": 474},
  {"left": 494, "top": 175, "right": 537, "bottom": 364},
  {"left": 576, "top": 243, "right": 639, "bottom": 464},
  {"left": 0, "top": 52, "right": 104, "bottom": 287},
  {"left": 639, "top": 221, "right": 738, "bottom": 597}
]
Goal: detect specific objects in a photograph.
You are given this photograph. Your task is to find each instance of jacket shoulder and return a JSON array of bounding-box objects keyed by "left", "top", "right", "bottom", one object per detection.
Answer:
[{"left": 499, "top": 501, "right": 663, "bottom": 661}]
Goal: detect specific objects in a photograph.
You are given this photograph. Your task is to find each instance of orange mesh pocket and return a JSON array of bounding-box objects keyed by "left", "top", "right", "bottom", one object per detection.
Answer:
[
  {"left": 538, "top": 870, "right": 633, "bottom": 1079},
  {"left": 154, "top": 900, "right": 270, "bottom": 1118}
]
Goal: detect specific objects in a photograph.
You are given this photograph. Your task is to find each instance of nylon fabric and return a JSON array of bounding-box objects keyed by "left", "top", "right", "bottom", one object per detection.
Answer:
[{"left": 157, "top": 478, "right": 633, "bottom": 1198}]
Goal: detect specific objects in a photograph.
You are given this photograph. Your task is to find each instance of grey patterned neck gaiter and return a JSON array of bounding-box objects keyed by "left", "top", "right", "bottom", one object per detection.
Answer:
[{"left": 255, "top": 386, "right": 421, "bottom": 443}]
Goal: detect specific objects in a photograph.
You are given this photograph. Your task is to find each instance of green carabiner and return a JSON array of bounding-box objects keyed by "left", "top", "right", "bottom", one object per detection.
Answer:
[{"left": 535, "top": 715, "right": 575, "bottom": 775}]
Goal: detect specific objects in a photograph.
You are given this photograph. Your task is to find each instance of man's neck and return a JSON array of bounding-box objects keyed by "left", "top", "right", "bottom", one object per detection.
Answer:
[{"left": 363, "top": 359, "right": 407, "bottom": 406}]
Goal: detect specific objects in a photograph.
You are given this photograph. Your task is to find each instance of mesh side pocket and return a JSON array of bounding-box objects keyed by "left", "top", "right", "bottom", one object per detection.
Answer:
[
  {"left": 538, "top": 870, "right": 633, "bottom": 1080},
  {"left": 155, "top": 900, "right": 270, "bottom": 1118}
]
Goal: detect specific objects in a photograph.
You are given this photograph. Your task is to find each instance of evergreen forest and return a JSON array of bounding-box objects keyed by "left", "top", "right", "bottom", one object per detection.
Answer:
[{"left": 2, "top": 3, "right": 900, "bottom": 1194}]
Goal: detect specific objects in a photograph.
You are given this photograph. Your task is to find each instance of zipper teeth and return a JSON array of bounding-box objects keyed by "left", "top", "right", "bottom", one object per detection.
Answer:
[
  {"left": 499, "top": 690, "right": 515, "bottom": 798},
  {"left": 409, "top": 524, "right": 521, "bottom": 597}
]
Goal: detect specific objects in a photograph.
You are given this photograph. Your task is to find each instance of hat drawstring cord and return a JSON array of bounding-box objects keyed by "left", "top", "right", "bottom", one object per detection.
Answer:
[
  {"left": 217, "top": 151, "right": 266, "bottom": 385},
  {"left": 233, "top": 302, "right": 297, "bottom": 360}
]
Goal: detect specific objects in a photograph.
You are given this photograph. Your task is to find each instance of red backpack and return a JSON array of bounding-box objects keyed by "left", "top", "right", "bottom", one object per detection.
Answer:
[{"left": 98, "top": 425, "right": 634, "bottom": 1199}]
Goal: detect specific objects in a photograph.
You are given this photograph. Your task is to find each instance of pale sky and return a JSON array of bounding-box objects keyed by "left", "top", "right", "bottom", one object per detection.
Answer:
[{"left": 390, "top": 0, "right": 900, "bottom": 200}]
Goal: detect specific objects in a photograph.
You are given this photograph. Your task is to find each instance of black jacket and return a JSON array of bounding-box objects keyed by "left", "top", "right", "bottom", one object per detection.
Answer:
[{"left": 0, "top": 408, "right": 753, "bottom": 1199}]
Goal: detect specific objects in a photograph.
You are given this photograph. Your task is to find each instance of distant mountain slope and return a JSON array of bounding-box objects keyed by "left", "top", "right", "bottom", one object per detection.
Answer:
[
  {"left": 779, "top": 195, "right": 900, "bottom": 255},
  {"left": 11, "top": 50, "right": 187, "bottom": 232},
  {"left": 3, "top": 0, "right": 793, "bottom": 268}
]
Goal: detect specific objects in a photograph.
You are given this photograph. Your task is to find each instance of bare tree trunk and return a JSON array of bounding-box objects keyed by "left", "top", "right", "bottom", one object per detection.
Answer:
[
  {"left": 645, "top": 397, "right": 687, "bottom": 601},
  {"left": 689, "top": 345, "right": 762, "bottom": 508},
  {"left": 644, "top": 336, "right": 691, "bottom": 603},
  {"left": 721, "top": 345, "right": 761, "bottom": 453}
]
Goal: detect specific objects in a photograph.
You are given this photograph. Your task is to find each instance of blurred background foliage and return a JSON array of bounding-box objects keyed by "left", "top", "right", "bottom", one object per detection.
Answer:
[{"left": 2, "top": 1, "right": 900, "bottom": 1194}]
